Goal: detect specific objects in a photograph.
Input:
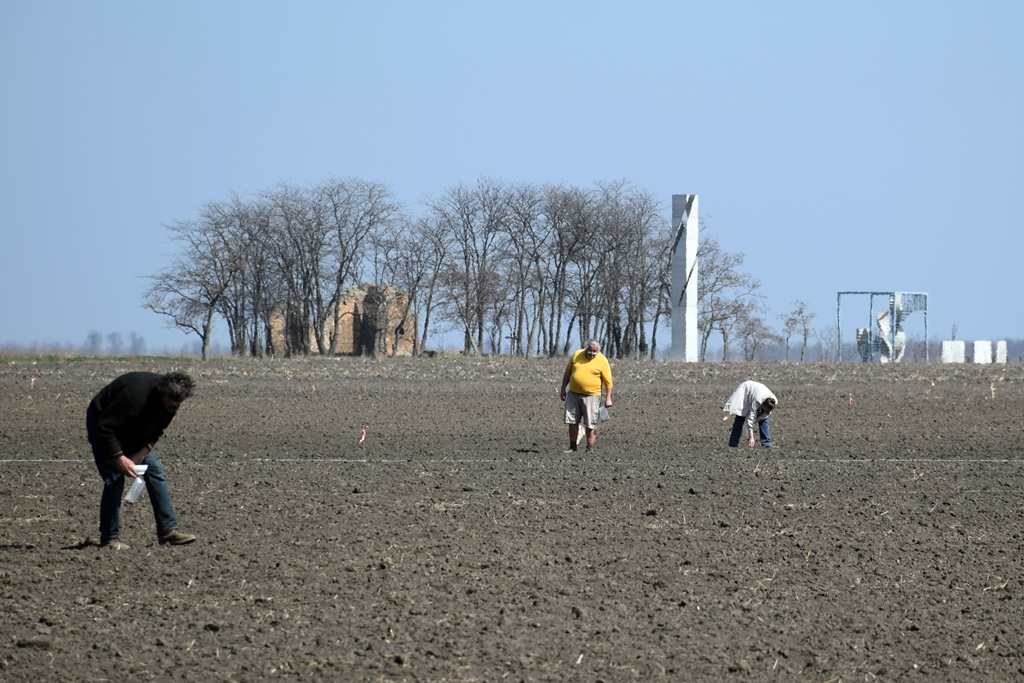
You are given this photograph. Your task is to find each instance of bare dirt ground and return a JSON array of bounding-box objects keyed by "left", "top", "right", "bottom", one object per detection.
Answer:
[{"left": 1, "top": 356, "right": 1023, "bottom": 682}]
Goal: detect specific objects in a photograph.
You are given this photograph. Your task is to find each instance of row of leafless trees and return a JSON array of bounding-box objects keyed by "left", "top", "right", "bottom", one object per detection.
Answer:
[{"left": 143, "top": 176, "right": 780, "bottom": 360}]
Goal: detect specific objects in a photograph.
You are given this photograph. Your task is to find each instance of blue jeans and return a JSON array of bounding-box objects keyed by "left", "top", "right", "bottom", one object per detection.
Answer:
[
  {"left": 729, "top": 416, "right": 771, "bottom": 447},
  {"left": 88, "top": 424, "right": 179, "bottom": 542}
]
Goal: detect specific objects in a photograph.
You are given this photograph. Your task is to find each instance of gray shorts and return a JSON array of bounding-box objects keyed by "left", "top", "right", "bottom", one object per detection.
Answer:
[{"left": 564, "top": 391, "right": 602, "bottom": 429}]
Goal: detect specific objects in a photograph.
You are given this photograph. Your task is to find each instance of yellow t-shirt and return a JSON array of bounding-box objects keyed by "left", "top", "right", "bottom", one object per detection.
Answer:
[{"left": 565, "top": 349, "right": 613, "bottom": 396}]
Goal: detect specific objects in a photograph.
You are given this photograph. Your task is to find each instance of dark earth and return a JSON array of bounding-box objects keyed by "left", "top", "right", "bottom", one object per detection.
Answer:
[{"left": 2, "top": 356, "right": 1023, "bottom": 682}]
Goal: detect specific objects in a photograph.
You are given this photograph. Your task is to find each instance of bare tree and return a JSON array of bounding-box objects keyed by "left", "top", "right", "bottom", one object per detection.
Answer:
[
  {"left": 595, "top": 181, "right": 667, "bottom": 359},
  {"left": 778, "top": 306, "right": 800, "bottom": 362},
  {"left": 787, "top": 300, "right": 816, "bottom": 362},
  {"left": 239, "top": 198, "right": 281, "bottom": 357},
  {"left": 83, "top": 331, "right": 103, "bottom": 355},
  {"left": 503, "top": 182, "right": 547, "bottom": 356},
  {"left": 201, "top": 193, "right": 265, "bottom": 356},
  {"left": 410, "top": 216, "right": 452, "bottom": 354},
  {"left": 129, "top": 332, "right": 147, "bottom": 356},
  {"left": 319, "top": 178, "right": 399, "bottom": 355},
  {"left": 542, "top": 185, "right": 593, "bottom": 355},
  {"left": 144, "top": 209, "right": 244, "bottom": 360},
  {"left": 106, "top": 332, "right": 124, "bottom": 356},
  {"left": 738, "top": 309, "right": 781, "bottom": 361},
  {"left": 695, "top": 231, "right": 762, "bottom": 361},
  {"left": 430, "top": 178, "right": 510, "bottom": 354},
  {"left": 260, "top": 185, "right": 321, "bottom": 356},
  {"left": 812, "top": 323, "right": 839, "bottom": 362},
  {"left": 367, "top": 217, "right": 439, "bottom": 358}
]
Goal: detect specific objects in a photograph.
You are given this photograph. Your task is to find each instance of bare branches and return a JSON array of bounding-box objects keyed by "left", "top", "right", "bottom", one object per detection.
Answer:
[
  {"left": 143, "top": 208, "right": 246, "bottom": 360},
  {"left": 143, "top": 176, "right": 774, "bottom": 361},
  {"left": 696, "top": 232, "right": 763, "bottom": 361},
  {"left": 780, "top": 300, "right": 816, "bottom": 362}
]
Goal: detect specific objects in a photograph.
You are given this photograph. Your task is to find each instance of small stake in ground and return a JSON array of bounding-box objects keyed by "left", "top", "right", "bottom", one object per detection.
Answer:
[
  {"left": 358, "top": 425, "right": 368, "bottom": 461},
  {"left": 849, "top": 393, "right": 855, "bottom": 405}
]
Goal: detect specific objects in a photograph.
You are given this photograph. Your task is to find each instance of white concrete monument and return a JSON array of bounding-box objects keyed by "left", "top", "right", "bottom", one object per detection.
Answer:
[
  {"left": 669, "top": 194, "right": 698, "bottom": 362},
  {"left": 876, "top": 304, "right": 907, "bottom": 363},
  {"left": 941, "top": 340, "right": 965, "bottom": 363},
  {"left": 996, "top": 340, "right": 1008, "bottom": 364},
  {"left": 973, "top": 340, "right": 993, "bottom": 364}
]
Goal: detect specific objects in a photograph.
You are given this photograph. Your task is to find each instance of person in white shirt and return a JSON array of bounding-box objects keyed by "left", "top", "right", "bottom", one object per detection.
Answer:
[{"left": 724, "top": 380, "right": 777, "bottom": 447}]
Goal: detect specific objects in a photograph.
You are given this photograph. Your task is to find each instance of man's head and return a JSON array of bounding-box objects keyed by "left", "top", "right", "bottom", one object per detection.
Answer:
[
  {"left": 157, "top": 371, "right": 195, "bottom": 413},
  {"left": 761, "top": 397, "right": 777, "bottom": 414},
  {"left": 584, "top": 340, "right": 600, "bottom": 358}
]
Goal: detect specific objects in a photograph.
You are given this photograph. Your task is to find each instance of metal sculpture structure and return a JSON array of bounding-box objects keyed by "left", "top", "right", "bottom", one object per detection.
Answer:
[
  {"left": 837, "top": 291, "right": 929, "bottom": 363},
  {"left": 669, "top": 194, "right": 699, "bottom": 362}
]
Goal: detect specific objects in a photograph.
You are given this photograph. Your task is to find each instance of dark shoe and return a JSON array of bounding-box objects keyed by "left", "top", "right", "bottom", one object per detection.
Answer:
[
  {"left": 585, "top": 443, "right": 593, "bottom": 454},
  {"left": 159, "top": 530, "right": 196, "bottom": 545},
  {"left": 563, "top": 445, "right": 578, "bottom": 454},
  {"left": 100, "top": 538, "right": 130, "bottom": 550}
]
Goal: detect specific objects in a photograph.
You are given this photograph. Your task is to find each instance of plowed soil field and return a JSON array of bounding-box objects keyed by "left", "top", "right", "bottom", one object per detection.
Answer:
[{"left": 2, "top": 357, "right": 1023, "bottom": 682}]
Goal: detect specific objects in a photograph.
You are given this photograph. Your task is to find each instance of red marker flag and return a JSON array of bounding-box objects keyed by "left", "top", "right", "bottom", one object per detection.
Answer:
[
  {"left": 358, "top": 425, "right": 368, "bottom": 445},
  {"left": 849, "top": 393, "right": 855, "bottom": 405}
]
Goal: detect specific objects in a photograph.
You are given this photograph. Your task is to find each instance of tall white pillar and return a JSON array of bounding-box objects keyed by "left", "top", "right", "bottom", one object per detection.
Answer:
[{"left": 669, "top": 194, "right": 698, "bottom": 362}]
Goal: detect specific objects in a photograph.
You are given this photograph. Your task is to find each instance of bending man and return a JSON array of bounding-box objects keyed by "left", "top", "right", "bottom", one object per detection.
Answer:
[
  {"left": 86, "top": 371, "right": 197, "bottom": 549},
  {"left": 724, "top": 380, "right": 777, "bottom": 448},
  {"left": 559, "top": 340, "right": 613, "bottom": 453}
]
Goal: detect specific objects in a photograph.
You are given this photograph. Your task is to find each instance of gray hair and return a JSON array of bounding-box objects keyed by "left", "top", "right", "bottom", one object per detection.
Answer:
[
  {"left": 157, "top": 371, "right": 195, "bottom": 401},
  {"left": 585, "top": 339, "right": 600, "bottom": 350}
]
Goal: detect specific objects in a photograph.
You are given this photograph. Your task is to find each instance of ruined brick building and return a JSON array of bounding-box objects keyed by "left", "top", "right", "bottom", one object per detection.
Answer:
[{"left": 269, "top": 284, "right": 415, "bottom": 357}]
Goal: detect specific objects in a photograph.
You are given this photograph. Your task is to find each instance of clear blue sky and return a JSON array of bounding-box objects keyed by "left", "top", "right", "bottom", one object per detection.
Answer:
[{"left": 2, "top": 1, "right": 1021, "bottom": 354}]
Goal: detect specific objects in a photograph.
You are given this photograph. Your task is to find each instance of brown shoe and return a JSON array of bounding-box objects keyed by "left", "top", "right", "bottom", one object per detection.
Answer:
[
  {"left": 159, "top": 530, "right": 196, "bottom": 545},
  {"left": 100, "top": 538, "right": 130, "bottom": 550}
]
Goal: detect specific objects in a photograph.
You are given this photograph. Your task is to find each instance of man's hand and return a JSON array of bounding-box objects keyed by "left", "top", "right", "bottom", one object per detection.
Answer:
[
  {"left": 748, "top": 433, "right": 756, "bottom": 447},
  {"left": 115, "top": 455, "right": 139, "bottom": 478},
  {"left": 115, "top": 447, "right": 150, "bottom": 477}
]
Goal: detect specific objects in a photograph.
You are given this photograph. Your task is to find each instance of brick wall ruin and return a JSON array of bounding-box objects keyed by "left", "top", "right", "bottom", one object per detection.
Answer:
[{"left": 269, "top": 284, "right": 416, "bottom": 357}]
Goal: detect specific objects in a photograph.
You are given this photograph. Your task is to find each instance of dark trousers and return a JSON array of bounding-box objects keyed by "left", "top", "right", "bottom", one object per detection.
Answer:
[
  {"left": 728, "top": 416, "right": 771, "bottom": 447},
  {"left": 87, "top": 421, "right": 179, "bottom": 542}
]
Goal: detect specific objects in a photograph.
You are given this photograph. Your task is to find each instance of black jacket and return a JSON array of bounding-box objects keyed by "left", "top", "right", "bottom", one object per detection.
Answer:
[{"left": 86, "top": 372, "right": 177, "bottom": 458}]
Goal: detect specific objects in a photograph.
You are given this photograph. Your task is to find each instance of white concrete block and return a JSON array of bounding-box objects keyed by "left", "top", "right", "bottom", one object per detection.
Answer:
[
  {"left": 996, "top": 340, "right": 1008, "bottom": 364},
  {"left": 973, "top": 340, "right": 992, "bottom": 364},
  {"left": 941, "top": 340, "right": 965, "bottom": 363}
]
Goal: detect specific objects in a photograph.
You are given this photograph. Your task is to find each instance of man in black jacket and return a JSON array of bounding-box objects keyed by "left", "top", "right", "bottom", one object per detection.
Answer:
[{"left": 86, "top": 371, "right": 197, "bottom": 549}]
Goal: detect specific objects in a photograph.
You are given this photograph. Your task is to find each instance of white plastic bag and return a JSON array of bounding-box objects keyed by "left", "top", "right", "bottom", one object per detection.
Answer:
[
  {"left": 123, "top": 464, "right": 149, "bottom": 503},
  {"left": 598, "top": 406, "right": 610, "bottom": 422}
]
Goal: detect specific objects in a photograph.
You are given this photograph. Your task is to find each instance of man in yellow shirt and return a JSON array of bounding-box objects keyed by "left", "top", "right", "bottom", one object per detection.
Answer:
[{"left": 559, "top": 340, "right": 613, "bottom": 453}]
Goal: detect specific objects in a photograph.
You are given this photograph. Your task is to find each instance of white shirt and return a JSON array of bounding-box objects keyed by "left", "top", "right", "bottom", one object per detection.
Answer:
[{"left": 724, "top": 380, "right": 778, "bottom": 434}]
